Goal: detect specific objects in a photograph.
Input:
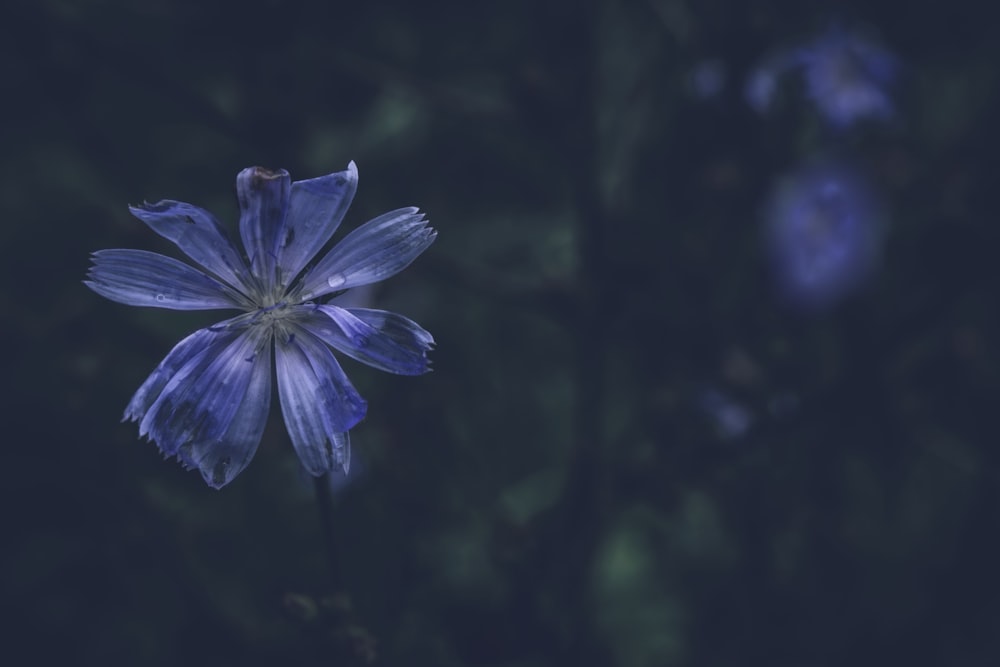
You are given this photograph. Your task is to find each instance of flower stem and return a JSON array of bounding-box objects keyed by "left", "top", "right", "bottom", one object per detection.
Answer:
[{"left": 313, "top": 473, "right": 341, "bottom": 590}]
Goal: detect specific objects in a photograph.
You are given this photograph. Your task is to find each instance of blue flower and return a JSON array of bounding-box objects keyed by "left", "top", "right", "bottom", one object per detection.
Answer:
[
  {"left": 698, "top": 387, "right": 754, "bottom": 440},
  {"left": 86, "top": 163, "right": 436, "bottom": 488},
  {"left": 689, "top": 59, "right": 727, "bottom": 100},
  {"left": 795, "top": 26, "right": 897, "bottom": 128},
  {"left": 764, "top": 161, "right": 886, "bottom": 309},
  {"left": 745, "top": 53, "right": 794, "bottom": 113},
  {"left": 746, "top": 25, "right": 897, "bottom": 128}
]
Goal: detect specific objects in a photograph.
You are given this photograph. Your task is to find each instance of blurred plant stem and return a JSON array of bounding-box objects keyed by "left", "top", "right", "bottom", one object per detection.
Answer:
[
  {"left": 314, "top": 474, "right": 342, "bottom": 591},
  {"left": 552, "top": 1, "right": 615, "bottom": 663}
]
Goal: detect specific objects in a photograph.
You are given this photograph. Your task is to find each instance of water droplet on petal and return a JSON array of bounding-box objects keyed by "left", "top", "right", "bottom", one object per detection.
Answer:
[
  {"left": 327, "top": 273, "right": 346, "bottom": 290},
  {"left": 155, "top": 293, "right": 167, "bottom": 302}
]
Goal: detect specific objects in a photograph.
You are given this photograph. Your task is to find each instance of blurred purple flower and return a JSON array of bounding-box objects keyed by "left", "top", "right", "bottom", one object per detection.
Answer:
[
  {"left": 689, "top": 59, "right": 727, "bottom": 99},
  {"left": 764, "top": 161, "right": 886, "bottom": 309},
  {"left": 746, "top": 25, "right": 897, "bottom": 128},
  {"left": 86, "top": 163, "right": 436, "bottom": 488},
  {"left": 699, "top": 388, "right": 754, "bottom": 440},
  {"left": 745, "top": 52, "right": 795, "bottom": 113},
  {"left": 796, "top": 26, "right": 897, "bottom": 128}
]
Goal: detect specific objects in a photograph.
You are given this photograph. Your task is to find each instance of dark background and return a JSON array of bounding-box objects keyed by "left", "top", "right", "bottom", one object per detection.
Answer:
[{"left": 3, "top": 0, "right": 999, "bottom": 665}]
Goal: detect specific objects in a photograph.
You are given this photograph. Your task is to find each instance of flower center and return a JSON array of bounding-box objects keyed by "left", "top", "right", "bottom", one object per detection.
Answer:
[{"left": 254, "top": 300, "right": 293, "bottom": 321}]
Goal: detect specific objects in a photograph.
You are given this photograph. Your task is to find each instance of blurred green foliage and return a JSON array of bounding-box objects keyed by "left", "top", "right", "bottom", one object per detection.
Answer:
[{"left": 3, "top": 0, "right": 999, "bottom": 665}]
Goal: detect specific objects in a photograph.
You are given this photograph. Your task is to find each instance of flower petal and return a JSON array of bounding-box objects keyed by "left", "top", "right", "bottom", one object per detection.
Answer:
[
  {"left": 85, "top": 249, "right": 243, "bottom": 310},
  {"left": 337, "top": 431, "right": 352, "bottom": 475},
  {"left": 765, "top": 161, "right": 884, "bottom": 309},
  {"left": 237, "top": 166, "right": 290, "bottom": 290},
  {"left": 279, "top": 326, "right": 368, "bottom": 433},
  {"left": 275, "top": 328, "right": 366, "bottom": 475},
  {"left": 279, "top": 162, "right": 358, "bottom": 287},
  {"left": 124, "top": 321, "right": 237, "bottom": 423},
  {"left": 297, "top": 208, "right": 436, "bottom": 300},
  {"left": 300, "top": 305, "right": 433, "bottom": 375},
  {"left": 138, "top": 325, "right": 269, "bottom": 462},
  {"left": 129, "top": 200, "right": 250, "bottom": 293},
  {"left": 176, "top": 340, "right": 272, "bottom": 488}
]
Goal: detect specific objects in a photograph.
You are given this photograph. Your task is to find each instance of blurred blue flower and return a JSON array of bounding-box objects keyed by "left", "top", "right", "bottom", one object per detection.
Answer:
[
  {"left": 745, "top": 53, "right": 794, "bottom": 113},
  {"left": 796, "top": 26, "right": 897, "bottom": 128},
  {"left": 86, "top": 163, "right": 436, "bottom": 488},
  {"left": 698, "top": 388, "right": 754, "bottom": 440},
  {"left": 764, "top": 161, "right": 886, "bottom": 309},
  {"left": 746, "top": 25, "right": 897, "bottom": 128},
  {"left": 689, "top": 59, "right": 727, "bottom": 99}
]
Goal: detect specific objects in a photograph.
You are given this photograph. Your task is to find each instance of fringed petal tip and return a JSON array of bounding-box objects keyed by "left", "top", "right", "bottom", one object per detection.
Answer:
[
  {"left": 84, "top": 249, "right": 240, "bottom": 310},
  {"left": 337, "top": 437, "right": 351, "bottom": 476},
  {"left": 126, "top": 199, "right": 250, "bottom": 293},
  {"left": 128, "top": 200, "right": 165, "bottom": 215},
  {"left": 300, "top": 306, "right": 435, "bottom": 376},
  {"left": 298, "top": 207, "right": 437, "bottom": 299},
  {"left": 133, "top": 427, "right": 257, "bottom": 490},
  {"left": 142, "top": 435, "right": 258, "bottom": 490},
  {"left": 176, "top": 446, "right": 238, "bottom": 490},
  {"left": 328, "top": 431, "right": 353, "bottom": 476}
]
